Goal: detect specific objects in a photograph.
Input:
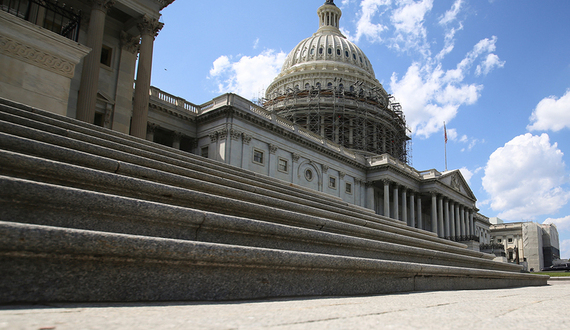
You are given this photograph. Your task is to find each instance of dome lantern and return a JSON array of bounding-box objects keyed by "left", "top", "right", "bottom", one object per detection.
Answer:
[{"left": 317, "top": 0, "right": 342, "bottom": 34}]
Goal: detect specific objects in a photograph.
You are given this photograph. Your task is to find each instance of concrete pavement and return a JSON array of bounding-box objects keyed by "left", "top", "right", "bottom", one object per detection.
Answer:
[{"left": 1, "top": 281, "right": 569, "bottom": 330}]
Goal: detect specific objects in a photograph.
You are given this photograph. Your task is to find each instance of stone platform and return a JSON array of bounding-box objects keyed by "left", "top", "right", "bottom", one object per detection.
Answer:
[{"left": 0, "top": 97, "right": 548, "bottom": 303}]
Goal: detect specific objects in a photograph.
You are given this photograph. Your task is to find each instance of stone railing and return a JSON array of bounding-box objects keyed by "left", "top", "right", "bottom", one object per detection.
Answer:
[
  {"left": 149, "top": 87, "right": 199, "bottom": 114},
  {"left": 419, "top": 169, "right": 442, "bottom": 179}
]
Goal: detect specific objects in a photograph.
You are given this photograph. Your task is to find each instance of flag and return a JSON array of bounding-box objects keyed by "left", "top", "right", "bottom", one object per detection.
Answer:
[{"left": 444, "top": 122, "right": 448, "bottom": 144}]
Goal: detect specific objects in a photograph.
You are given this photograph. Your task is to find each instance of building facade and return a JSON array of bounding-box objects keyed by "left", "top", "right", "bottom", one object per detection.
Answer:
[
  {"left": 489, "top": 218, "right": 560, "bottom": 271},
  {"left": 1, "top": 0, "right": 490, "bottom": 249}
]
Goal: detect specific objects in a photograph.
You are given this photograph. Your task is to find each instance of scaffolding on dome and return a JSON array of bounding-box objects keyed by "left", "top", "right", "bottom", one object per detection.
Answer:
[{"left": 263, "top": 82, "right": 412, "bottom": 164}]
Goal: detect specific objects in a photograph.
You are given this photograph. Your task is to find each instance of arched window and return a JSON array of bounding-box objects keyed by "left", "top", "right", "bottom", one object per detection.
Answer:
[{"left": 305, "top": 83, "right": 310, "bottom": 90}]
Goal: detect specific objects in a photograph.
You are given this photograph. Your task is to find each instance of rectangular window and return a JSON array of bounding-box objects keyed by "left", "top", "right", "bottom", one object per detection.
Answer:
[
  {"left": 329, "top": 176, "right": 336, "bottom": 189},
  {"left": 345, "top": 182, "right": 352, "bottom": 194},
  {"left": 201, "top": 146, "right": 209, "bottom": 158},
  {"left": 253, "top": 149, "right": 264, "bottom": 164},
  {"left": 508, "top": 238, "right": 513, "bottom": 243},
  {"left": 278, "top": 158, "right": 288, "bottom": 173},
  {"left": 100, "top": 45, "right": 112, "bottom": 67},
  {"left": 497, "top": 239, "right": 502, "bottom": 243}
]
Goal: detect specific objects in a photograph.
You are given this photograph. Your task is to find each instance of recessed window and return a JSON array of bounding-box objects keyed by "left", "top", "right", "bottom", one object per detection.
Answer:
[
  {"left": 508, "top": 238, "right": 513, "bottom": 243},
  {"left": 345, "top": 182, "right": 352, "bottom": 194},
  {"left": 201, "top": 146, "right": 209, "bottom": 158},
  {"left": 353, "top": 54, "right": 356, "bottom": 60},
  {"left": 253, "top": 149, "right": 264, "bottom": 164},
  {"left": 328, "top": 48, "right": 332, "bottom": 55},
  {"left": 310, "top": 48, "right": 315, "bottom": 55},
  {"left": 305, "top": 169, "right": 313, "bottom": 181},
  {"left": 305, "top": 83, "right": 310, "bottom": 90},
  {"left": 278, "top": 158, "right": 288, "bottom": 173},
  {"left": 329, "top": 176, "right": 336, "bottom": 189},
  {"left": 327, "top": 82, "right": 333, "bottom": 89},
  {"left": 497, "top": 239, "right": 502, "bottom": 243},
  {"left": 319, "top": 47, "right": 323, "bottom": 54},
  {"left": 336, "top": 49, "right": 341, "bottom": 56},
  {"left": 345, "top": 51, "right": 349, "bottom": 57},
  {"left": 100, "top": 45, "right": 112, "bottom": 67}
]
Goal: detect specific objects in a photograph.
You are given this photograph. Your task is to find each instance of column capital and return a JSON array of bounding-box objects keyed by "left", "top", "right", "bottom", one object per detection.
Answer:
[
  {"left": 322, "top": 164, "right": 329, "bottom": 173},
  {"left": 269, "top": 144, "right": 278, "bottom": 154},
  {"left": 90, "top": 0, "right": 115, "bottom": 13},
  {"left": 381, "top": 179, "right": 391, "bottom": 185},
  {"left": 365, "top": 181, "right": 375, "bottom": 188},
  {"left": 242, "top": 134, "right": 252, "bottom": 145},
  {"left": 120, "top": 31, "right": 140, "bottom": 54},
  {"left": 137, "top": 14, "right": 164, "bottom": 38},
  {"left": 230, "top": 129, "right": 242, "bottom": 141},
  {"left": 292, "top": 153, "right": 300, "bottom": 162}
]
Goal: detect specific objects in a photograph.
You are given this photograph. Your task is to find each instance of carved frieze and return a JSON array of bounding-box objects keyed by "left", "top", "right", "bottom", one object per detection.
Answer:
[
  {"left": 242, "top": 134, "right": 252, "bottom": 145},
  {"left": 0, "top": 35, "right": 76, "bottom": 78}
]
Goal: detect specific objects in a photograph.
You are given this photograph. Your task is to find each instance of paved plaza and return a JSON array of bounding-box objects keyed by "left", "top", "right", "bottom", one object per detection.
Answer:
[{"left": 1, "top": 280, "right": 568, "bottom": 330}]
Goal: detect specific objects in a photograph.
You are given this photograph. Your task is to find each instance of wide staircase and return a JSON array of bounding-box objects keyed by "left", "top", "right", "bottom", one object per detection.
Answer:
[{"left": 0, "top": 97, "right": 547, "bottom": 303}]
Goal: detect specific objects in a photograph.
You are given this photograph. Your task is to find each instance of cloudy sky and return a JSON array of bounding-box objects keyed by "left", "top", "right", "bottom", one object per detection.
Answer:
[{"left": 152, "top": 0, "right": 570, "bottom": 258}]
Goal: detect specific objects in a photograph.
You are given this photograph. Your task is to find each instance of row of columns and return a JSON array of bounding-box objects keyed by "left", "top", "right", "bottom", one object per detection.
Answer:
[
  {"left": 377, "top": 180, "right": 475, "bottom": 240},
  {"left": 76, "top": 0, "right": 163, "bottom": 139}
]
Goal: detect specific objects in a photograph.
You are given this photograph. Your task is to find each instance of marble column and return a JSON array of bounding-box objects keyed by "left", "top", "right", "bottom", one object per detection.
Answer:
[
  {"left": 366, "top": 181, "right": 375, "bottom": 212},
  {"left": 444, "top": 198, "right": 450, "bottom": 238},
  {"left": 460, "top": 206, "right": 466, "bottom": 238},
  {"left": 455, "top": 204, "right": 461, "bottom": 238},
  {"left": 172, "top": 132, "right": 181, "bottom": 150},
  {"left": 383, "top": 180, "right": 390, "bottom": 218},
  {"left": 76, "top": 0, "right": 114, "bottom": 123},
  {"left": 417, "top": 196, "right": 423, "bottom": 230},
  {"left": 401, "top": 188, "right": 407, "bottom": 223},
  {"left": 469, "top": 210, "right": 475, "bottom": 235},
  {"left": 431, "top": 193, "right": 438, "bottom": 235},
  {"left": 131, "top": 14, "right": 164, "bottom": 139},
  {"left": 409, "top": 192, "right": 416, "bottom": 228},
  {"left": 450, "top": 201, "right": 455, "bottom": 239},
  {"left": 393, "top": 185, "right": 399, "bottom": 220},
  {"left": 438, "top": 195, "right": 444, "bottom": 238}
]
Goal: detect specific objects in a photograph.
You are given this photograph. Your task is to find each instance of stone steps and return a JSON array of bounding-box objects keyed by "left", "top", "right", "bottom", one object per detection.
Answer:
[
  {"left": 0, "top": 97, "right": 548, "bottom": 302},
  {"left": 0, "top": 221, "right": 543, "bottom": 303}
]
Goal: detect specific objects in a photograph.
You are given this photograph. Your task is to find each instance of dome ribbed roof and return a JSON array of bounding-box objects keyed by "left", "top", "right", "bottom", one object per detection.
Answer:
[{"left": 280, "top": 33, "right": 375, "bottom": 77}]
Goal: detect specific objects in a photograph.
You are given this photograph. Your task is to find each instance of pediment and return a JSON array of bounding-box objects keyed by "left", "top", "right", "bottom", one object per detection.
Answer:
[{"left": 439, "top": 170, "right": 476, "bottom": 200}]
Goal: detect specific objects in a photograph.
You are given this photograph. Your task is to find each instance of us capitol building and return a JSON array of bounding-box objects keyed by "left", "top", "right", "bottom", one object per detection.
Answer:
[{"left": 0, "top": 0, "right": 492, "bottom": 249}]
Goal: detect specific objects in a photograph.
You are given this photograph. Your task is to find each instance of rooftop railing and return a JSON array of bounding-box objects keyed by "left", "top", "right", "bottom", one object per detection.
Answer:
[{"left": 1, "top": 0, "right": 81, "bottom": 41}]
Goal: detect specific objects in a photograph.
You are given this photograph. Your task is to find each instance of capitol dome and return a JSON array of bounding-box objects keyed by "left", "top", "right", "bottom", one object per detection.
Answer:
[{"left": 265, "top": 0, "right": 410, "bottom": 163}]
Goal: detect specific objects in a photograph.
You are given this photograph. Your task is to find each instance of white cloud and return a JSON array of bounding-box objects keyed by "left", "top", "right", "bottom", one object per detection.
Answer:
[
  {"left": 209, "top": 55, "right": 230, "bottom": 77},
  {"left": 390, "top": 35, "right": 505, "bottom": 138},
  {"left": 390, "top": 61, "right": 482, "bottom": 137},
  {"left": 438, "top": 0, "right": 462, "bottom": 25},
  {"left": 544, "top": 215, "right": 570, "bottom": 232},
  {"left": 253, "top": 38, "right": 260, "bottom": 50},
  {"left": 208, "top": 50, "right": 287, "bottom": 100},
  {"left": 459, "top": 166, "right": 473, "bottom": 185},
  {"left": 354, "top": 0, "right": 392, "bottom": 43},
  {"left": 475, "top": 53, "right": 505, "bottom": 76},
  {"left": 527, "top": 89, "right": 570, "bottom": 132},
  {"left": 446, "top": 127, "right": 458, "bottom": 141},
  {"left": 482, "top": 133, "right": 570, "bottom": 220},
  {"left": 390, "top": 0, "right": 433, "bottom": 55}
]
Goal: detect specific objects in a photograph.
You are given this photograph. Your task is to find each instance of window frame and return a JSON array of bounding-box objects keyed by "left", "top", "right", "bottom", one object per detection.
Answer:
[{"left": 252, "top": 148, "right": 264, "bottom": 165}]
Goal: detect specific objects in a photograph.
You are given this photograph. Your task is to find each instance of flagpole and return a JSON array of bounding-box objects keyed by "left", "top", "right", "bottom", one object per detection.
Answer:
[{"left": 444, "top": 122, "right": 448, "bottom": 171}]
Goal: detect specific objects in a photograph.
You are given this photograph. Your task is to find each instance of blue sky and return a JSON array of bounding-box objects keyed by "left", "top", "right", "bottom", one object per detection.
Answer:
[{"left": 151, "top": 0, "right": 570, "bottom": 259}]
